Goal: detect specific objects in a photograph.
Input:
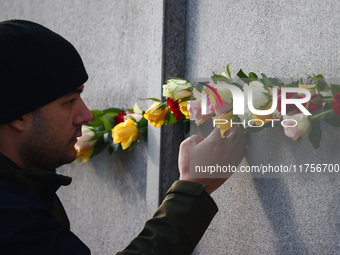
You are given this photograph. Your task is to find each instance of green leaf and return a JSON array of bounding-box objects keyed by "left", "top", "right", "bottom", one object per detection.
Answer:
[
  {"left": 88, "top": 119, "right": 103, "bottom": 127},
  {"left": 91, "top": 110, "right": 104, "bottom": 117},
  {"left": 165, "top": 112, "right": 178, "bottom": 126},
  {"left": 226, "top": 64, "right": 232, "bottom": 79},
  {"left": 313, "top": 74, "right": 327, "bottom": 91},
  {"left": 191, "top": 81, "right": 205, "bottom": 93},
  {"left": 210, "top": 76, "right": 243, "bottom": 90},
  {"left": 308, "top": 119, "right": 322, "bottom": 149},
  {"left": 93, "top": 130, "right": 108, "bottom": 139},
  {"left": 331, "top": 84, "right": 340, "bottom": 96},
  {"left": 152, "top": 102, "right": 167, "bottom": 114},
  {"left": 138, "top": 126, "right": 148, "bottom": 139},
  {"left": 260, "top": 73, "right": 274, "bottom": 90},
  {"left": 100, "top": 113, "right": 115, "bottom": 131},
  {"left": 103, "top": 108, "right": 122, "bottom": 115},
  {"left": 139, "top": 97, "right": 161, "bottom": 102},
  {"left": 211, "top": 74, "right": 231, "bottom": 84},
  {"left": 237, "top": 69, "right": 250, "bottom": 84},
  {"left": 91, "top": 137, "right": 108, "bottom": 157},
  {"left": 310, "top": 97, "right": 322, "bottom": 104},
  {"left": 137, "top": 117, "right": 148, "bottom": 128},
  {"left": 248, "top": 72, "right": 258, "bottom": 81},
  {"left": 202, "top": 88, "right": 216, "bottom": 105},
  {"left": 138, "top": 117, "right": 148, "bottom": 138}
]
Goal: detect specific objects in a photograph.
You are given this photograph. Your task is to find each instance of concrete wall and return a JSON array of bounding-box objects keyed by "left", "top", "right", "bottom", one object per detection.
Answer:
[
  {"left": 0, "top": 1, "right": 163, "bottom": 254},
  {"left": 185, "top": 0, "right": 340, "bottom": 254},
  {"left": 1, "top": 0, "right": 340, "bottom": 254}
]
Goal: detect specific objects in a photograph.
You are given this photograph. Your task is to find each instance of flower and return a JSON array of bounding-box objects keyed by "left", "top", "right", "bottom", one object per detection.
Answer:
[
  {"left": 174, "top": 89, "right": 191, "bottom": 100},
  {"left": 144, "top": 102, "right": 169, "bottom": 127},
  {"left": 252, "top": 102, "right": 274, "bottom": 126},
  {"left": 214, "top": 111, "right": 234, "bottom": 138},
  {"left": 277, "top": 91, "right": 297, "bottom": 113},
  {"left": 179, "top": 101, "right": 190, "bottom": 119},
  {"left": 297, "top": 93, "right": 322, "bottom": 113},
  {"left": 217, "top": 87, "right": 233, "bottom": 104},
  {"left": 114, "top": 111, "right": 126, "bottom": 124},
  {"left": 166, "top": 98, "right": 184, "bottom": 121},
  {"left": 283, "top": 113, "right": 311, "bottom": 140},
  {"left": 193, "top": 81, "right": 221, "bottom": 117},
  {"left": 237, "top": 81, "right": 269, "bottom": 128},
  {"left": 188, "top": 100, "right": 213, "bottom": 125},
  {"left": 162, "top": 79, "right": 191, "bottom": 100},
  {"left": 75, "top": 126, "right": 97, "bottom": 162},
  {"left": 244, "top": 81, "right": 270, "bottom": 109},
  {"left": 332, "top": 91, "right": 340, "bottom": 115},
  {"left": 112, "top": 118, "right": 139, "bottom": 150},
  {"left": 298, "top": 83, "right": 316, "bottom": 92}
]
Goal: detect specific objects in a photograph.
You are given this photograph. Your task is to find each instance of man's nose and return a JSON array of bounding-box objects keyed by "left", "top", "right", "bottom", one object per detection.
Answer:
[{"left": 74, "top": 99, "right": 93, "bottom": 126}]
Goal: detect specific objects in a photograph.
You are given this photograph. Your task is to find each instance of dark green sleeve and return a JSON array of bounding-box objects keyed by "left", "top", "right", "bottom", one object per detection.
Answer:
[{"left": 117, "top": 180, "right": 218, "bottom": 255}]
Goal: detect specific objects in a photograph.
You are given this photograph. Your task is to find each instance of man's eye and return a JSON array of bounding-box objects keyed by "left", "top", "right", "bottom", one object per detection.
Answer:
[{"left": 67, "top": 99, "right": 77, "bottom": 105}]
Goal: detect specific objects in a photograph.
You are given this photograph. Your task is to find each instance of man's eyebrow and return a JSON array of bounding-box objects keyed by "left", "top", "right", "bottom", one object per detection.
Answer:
[{"left": 64, "top": 86, "right": 84, "bottom": 97}]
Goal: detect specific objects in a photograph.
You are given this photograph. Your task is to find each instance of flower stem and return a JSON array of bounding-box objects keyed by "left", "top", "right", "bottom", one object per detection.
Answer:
[
  {"left": 322, "top": 98, "right": 334, "bottom": 102},
  {"left": 311, "top": 109, "right": 334, "bottom": 120}
]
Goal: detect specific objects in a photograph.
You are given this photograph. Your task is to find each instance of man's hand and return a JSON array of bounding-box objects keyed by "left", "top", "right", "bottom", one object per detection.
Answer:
[{"left": 178, "top": 127, "right": 247, "bottom": 194}]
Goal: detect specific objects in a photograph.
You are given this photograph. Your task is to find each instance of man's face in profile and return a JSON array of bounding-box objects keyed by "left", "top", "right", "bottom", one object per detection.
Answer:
[{"left": 20, "top": 85, "right": 93, "bottom": 169}]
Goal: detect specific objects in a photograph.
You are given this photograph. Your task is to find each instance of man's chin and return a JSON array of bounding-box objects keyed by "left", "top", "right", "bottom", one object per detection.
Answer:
[{"left": 57, "top": 149, "right": 77, "bottom": 167}]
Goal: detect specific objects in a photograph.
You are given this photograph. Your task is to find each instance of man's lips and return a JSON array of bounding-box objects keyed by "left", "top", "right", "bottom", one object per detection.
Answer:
[{"left": 70, "top": 129, "right": 82, "bottom": 145}]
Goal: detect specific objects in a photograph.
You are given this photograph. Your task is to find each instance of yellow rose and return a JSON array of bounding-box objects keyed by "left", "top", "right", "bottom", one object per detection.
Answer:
[
  {"left": 214, "top": 111, "right": 233, "bottom": 138},
  {"left": 112, "top": 118, "right": 139, "bottom": 150},
  {"left": 252, "top": 102, "right": 274, "bottom": 126},
  {"left": 298, "top": 83, "right": 316, "bottom": 92},
  {"left": 144, "top": 102, "right": 169, "bottom": 127},
  {"left": 76, "top": 147, "right": 94, "bottom": 163},
  {"left": 179, "top": 101, "right": 190, "bottom": 119}
]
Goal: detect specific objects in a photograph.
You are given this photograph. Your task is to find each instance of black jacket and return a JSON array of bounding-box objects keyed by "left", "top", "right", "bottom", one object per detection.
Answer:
[{"left": 0, "top": 154, "right": 218, "bottom": 254}]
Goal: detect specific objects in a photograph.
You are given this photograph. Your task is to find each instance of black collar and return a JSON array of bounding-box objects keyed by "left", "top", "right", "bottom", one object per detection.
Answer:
[{"left": 0, "top": 154, "right": 72, "bottom": 200}]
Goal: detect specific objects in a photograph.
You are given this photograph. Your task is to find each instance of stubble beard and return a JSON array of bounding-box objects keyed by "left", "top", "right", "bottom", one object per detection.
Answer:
[{"left": 21, "top": 109, "right": 78, "bottom": 169}]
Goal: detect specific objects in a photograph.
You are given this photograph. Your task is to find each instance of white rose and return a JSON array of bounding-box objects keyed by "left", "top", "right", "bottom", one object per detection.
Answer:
[
  {"left": 217, "top": 87, "right": 233, "bottom": 104},
  {"left": 245, "top": 81, "right": 270, "bottom": 109},
  {"left": 162, "top": 79, "right": 191, "bottom": 99}
]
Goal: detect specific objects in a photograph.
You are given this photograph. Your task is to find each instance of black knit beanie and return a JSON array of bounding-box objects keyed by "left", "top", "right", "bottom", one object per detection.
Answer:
[{"left": 0, "top": 20, "right": 88, "bottom": 124}]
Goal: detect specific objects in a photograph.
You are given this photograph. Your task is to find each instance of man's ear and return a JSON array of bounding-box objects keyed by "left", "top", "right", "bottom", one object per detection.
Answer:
[{"left": 9, "top": 113, "right": 33, "bottom": 132}]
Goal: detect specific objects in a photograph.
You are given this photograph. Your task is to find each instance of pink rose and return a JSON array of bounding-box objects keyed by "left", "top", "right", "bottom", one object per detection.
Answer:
[
  {"left": 126, "top": 113, "right": 143, "bottom": 122},
  {"left": 188, "top": 100, "right": 213, "bottom": 125},
  {"left": 204, "top": 81, "right": 230, "bottom": 116},
  {"left": 75, "top": 126, "right": 97, "bottom": 152},
  {"left": 283, "top": 113, "right": 311, "bottom": 140}
]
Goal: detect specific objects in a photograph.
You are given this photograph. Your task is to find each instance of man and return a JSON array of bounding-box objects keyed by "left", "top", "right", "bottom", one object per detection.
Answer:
[{"left": 0, "top": 20, "right": 246, "bottom": 254}]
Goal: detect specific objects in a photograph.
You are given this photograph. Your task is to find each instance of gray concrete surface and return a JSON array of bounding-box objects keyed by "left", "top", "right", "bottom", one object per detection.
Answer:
[
  {"left": 0, "top": 1, "right": 163, "bottom": 253},
  {"left": 1, "top": 0, "right": 340, "bottom": 254},
  {"left": 185, "top": 0, "right": 340, "bottom": 254}
]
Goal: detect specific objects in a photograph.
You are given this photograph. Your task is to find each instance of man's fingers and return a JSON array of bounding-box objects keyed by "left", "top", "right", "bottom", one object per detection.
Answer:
[{"left": 189, "top": 134, "right": 204, "bottom": 147}]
